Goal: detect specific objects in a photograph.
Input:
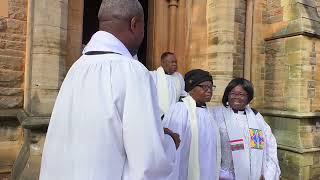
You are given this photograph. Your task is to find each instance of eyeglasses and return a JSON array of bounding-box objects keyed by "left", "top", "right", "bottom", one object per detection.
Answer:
[
  {"left": 196, "top": 84, "right": 216, "bottom": 91},
  {"left": 229, "top": 92, "right": 248, "bottom": 98}
]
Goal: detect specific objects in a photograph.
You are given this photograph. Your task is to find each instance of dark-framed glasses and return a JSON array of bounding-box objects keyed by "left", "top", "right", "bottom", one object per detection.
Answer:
[{"left": 196, "top": 84, "right": 216, "bottom": 91}]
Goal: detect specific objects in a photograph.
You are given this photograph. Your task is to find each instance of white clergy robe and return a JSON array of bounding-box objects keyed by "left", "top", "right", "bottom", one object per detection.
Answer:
[
  {"left": 39, "top": 31, "right": 176, "bottom": 180},
  {"left": 150, "top": 68, "right": 187, "bottom": 116},
  {"left": 210, "top": 105, "right": 281, "bottom": 180},
  {"left": 162, "top": 96, "right": 220, "bottom": 180}
]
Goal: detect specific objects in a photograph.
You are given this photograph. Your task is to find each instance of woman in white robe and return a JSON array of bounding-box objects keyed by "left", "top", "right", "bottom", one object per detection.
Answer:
[
  {"left": 163, "top": 69, "right": 221, "bottom": 180},
  {"left": 210, "top": 78, "right": 281, "bottom": 180}
]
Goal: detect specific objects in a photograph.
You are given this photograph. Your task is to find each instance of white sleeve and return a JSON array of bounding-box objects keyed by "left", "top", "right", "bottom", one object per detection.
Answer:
[
  {"left": 162, "top": 103, "right": 189, "bottom": 180},
  {"left": 149, "top": 70, "right": 157, "bottom": 86},
  {"left": 121, "top": 64, "right": 174, "bottom": 179},
  {"left": 258, "top": 114, "right": 281, "bottom": 180}
]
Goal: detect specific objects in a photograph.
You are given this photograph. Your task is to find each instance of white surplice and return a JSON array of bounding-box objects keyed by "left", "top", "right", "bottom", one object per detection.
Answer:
[
  {"left": 162, "top": 96, "right": 220, "bottom": 180},
  {"left": 210, "top": 105, "right": 281, "bottom": 180},
  {"left": 39, "top": 31, "right": 176, "bottom": 180},
  {"left": 150, "top": 67, "right": 187, "bottom": 116}
]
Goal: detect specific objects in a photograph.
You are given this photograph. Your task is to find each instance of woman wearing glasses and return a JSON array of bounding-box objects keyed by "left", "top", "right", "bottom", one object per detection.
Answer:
[
  {"left": 162, "top": 69, "right": 221, "bottom": 180},
  {"left": 211, "top": 78, "right": 280, "bottom": 180}
]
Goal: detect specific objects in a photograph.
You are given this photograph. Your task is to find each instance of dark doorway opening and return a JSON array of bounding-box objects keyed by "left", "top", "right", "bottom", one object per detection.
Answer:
[
  {"left": 82, "top": 0, "right": 102, "bottom": 45},
  {"left": 82, "top": 0, "right": 148, "bottom": 66}
]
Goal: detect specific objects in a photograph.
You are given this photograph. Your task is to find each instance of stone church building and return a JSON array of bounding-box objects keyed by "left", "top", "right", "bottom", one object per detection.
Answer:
[{"left": 0, "top": 0, "right": 320, "bottom": 179}]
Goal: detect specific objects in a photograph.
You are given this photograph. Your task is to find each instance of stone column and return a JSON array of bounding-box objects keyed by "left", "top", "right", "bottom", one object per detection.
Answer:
[
  {"left": 206, "top": 0, "right": 236, "bottom": 104},
  {"left": 167, "top": 0, "right": 179, "bottom": 52},
  {"left": 12, "top": 0, "right": 69, "bottom": 179}
]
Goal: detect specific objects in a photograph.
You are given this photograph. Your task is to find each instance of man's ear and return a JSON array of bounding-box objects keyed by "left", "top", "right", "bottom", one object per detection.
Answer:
[{"left": 130, "top": 16, "right": 138, "bottom": 32}]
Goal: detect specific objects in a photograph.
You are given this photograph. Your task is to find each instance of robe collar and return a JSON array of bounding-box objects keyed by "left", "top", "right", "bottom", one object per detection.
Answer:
[
  {"left": 82, "top": 31, "right": 133, "bottom": 59},
  {"left": 196, "top": 102, "right": 207, "bottom": 108},
  {"left": 179, "top": 98, "right": 207, "bottom": 108}
]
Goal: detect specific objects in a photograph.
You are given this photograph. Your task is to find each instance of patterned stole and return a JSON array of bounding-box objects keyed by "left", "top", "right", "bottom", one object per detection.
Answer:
[{"left": 222, "top": 106, "right": 265, "bottom": 180}]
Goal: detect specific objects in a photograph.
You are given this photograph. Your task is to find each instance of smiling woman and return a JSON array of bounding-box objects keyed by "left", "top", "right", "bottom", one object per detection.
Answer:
[{"left": 210, "top": 78, "right": 281, "bottom": 180}]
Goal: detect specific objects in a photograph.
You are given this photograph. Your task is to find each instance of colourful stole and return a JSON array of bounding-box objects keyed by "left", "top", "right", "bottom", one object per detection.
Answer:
[{"left": 222, "top": 106, "right": 264, "bottom": 180}]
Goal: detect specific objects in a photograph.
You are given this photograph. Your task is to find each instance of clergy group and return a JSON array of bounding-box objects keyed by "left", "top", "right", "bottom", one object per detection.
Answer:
[{"left": 39, "top": 0, "right": 281, "bottom": 179}]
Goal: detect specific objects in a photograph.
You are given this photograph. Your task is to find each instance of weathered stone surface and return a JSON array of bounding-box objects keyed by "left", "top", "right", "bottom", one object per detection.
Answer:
[
  {"left": 0, "top": 69, "right": 23, "bottom": 82},
  {"left": 6, "top": 19, "right": 26, "bottom": 35},
  {"left": 0, "top": 88, "right": 22, "bottom": 96},
  {"left": 0, "top": 18, "right": 7, "bottom": 31},
  {"left": 0, "top": 55, "right": 23, "bottom": 71},
  {"left": 0, "top": 96, "right": 23, "bottom": 109},
  {"left": 8, "top": 5, "right": 27, "bottom": 21}
]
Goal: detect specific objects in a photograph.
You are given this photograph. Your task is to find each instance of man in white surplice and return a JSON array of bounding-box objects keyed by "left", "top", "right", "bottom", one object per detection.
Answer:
[
  {"left": 39, "top": 1, "right": 179, "bottom": 180},
  {"left": 163, "top": 69, "right": 221, "bottom": 180},
  {"left": 150, "top": 52, "right": 187, "bottom": 117},
  {"left": 210, "top": 78, "right": 280, "bottom": 180}
]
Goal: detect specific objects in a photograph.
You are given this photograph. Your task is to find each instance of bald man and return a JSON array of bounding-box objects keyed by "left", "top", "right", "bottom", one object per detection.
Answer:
[{"left": 39, "top": 0, "right": 178, "bottom": 179}]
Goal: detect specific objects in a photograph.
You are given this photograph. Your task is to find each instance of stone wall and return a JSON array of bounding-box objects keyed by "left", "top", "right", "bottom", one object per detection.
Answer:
[
  {"left": 0, "top": 0, "right": 27, "bottom": 110},
  {"left": 253, "top": 0, "right": 320, "bottom": 179},
  {"left": 0, "top": 0, "right": 27, "bottom": 176}
]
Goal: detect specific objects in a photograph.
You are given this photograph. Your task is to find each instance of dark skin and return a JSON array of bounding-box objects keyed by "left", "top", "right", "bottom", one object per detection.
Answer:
[
  {"left": 189, "top": 81, "right": 214, "bottom": 104},
  {"left": 224, "top": 85, "right": 265, "bottom": 180},
  {"left": 100, "top": 13, "right": 181, "bottom": 149},
  {"left": 227, "top": 85, "right": 249, "bottom": 111},
  {"left": 99, "top": 15, "right": 145, "bottom": 56},
  {"left": 164, "top": 128, "right": 180, "bottom": 149},
  {"left": 161, "top": 54, "right": 178, "bottom": 75}
]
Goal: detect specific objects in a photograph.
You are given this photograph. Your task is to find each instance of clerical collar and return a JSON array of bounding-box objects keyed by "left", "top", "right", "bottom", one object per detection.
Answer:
[
  {"left": 232, "top": 109, "right": 246, "bottom": 114},
  {"left": 196, "top": 103, "right": 207, "bottom": 108}
]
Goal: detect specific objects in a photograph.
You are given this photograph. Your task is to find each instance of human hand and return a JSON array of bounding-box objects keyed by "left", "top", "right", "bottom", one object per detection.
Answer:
[{"left": 164, "top": 128, "right": 181, "bottom": 149}]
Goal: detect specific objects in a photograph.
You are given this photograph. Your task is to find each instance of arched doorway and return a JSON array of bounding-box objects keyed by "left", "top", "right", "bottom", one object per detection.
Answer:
[{"left": 81, "top": 0, "right": 148, "bottom": 66}]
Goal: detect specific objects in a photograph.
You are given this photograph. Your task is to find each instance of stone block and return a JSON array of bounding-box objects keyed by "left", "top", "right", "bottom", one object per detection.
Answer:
[
  {"left": 30, "top": 54, "right": 65, "bottom": 90},
  {"left": 288, "top": 51, "right": 302, "bottom": 64},
  {"left": 0, "top": 18, "right": 7, "bottom": 31},
  {"left": 8, "top": 5, "right": 27, "bottom": 21},
  {"left": 6, "top": 19, "right": 26, "bottom": 35},
  {"left": 33, "top": 0, "right": 68, "bottom": 29},
  {"left": 289, "top": 64, "right": 303, "bottom": 79},
  {"left": 28, "top": 89, "right": 58, "bottom": 116},
  {"left": 0, "top": 32, "right": 25, "bottom": 42},
  {"left": 0, "top": 69, "right": 23, "bottom": 82},
  {"left": 0, "top": 96, "right": 23, "bottom": 109},
  {"left": 8, "top": 0, "right": 27, "bottom": 6},
  {"left": 32, "top": 25, "right": 67, "bottom": 55},
  {"left": 0, "top": 88, "right": 22, "bottom": 96},
  {"left": 286, "top": 36, "right": 303, "bottom": 53},
  {"left": 0, "top": 55, "right": 23, "bottom": 71},
  {"left": 0, "top": 118, "right": 21, "bottom": 142},
  {"left": 4, "top": 40, "right": 25, "bottom": 51}
]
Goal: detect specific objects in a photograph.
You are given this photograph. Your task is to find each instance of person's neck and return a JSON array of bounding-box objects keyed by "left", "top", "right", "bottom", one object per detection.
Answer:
[{"left": 162, "top": 67, "right": 173, "bottom": 75}]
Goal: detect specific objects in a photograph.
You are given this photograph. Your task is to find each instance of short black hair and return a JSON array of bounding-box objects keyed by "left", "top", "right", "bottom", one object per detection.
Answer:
[
  {"left": 161, "top": 52, "right": 175, "bottom": 60},
  {"left": 222, "top": 78, "right": 254, "bottom": 107}
]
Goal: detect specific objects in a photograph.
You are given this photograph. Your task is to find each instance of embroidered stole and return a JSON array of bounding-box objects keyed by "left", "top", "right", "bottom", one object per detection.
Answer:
[{"left": 222, "top": 106, "right": 264, "bottom": 180}]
